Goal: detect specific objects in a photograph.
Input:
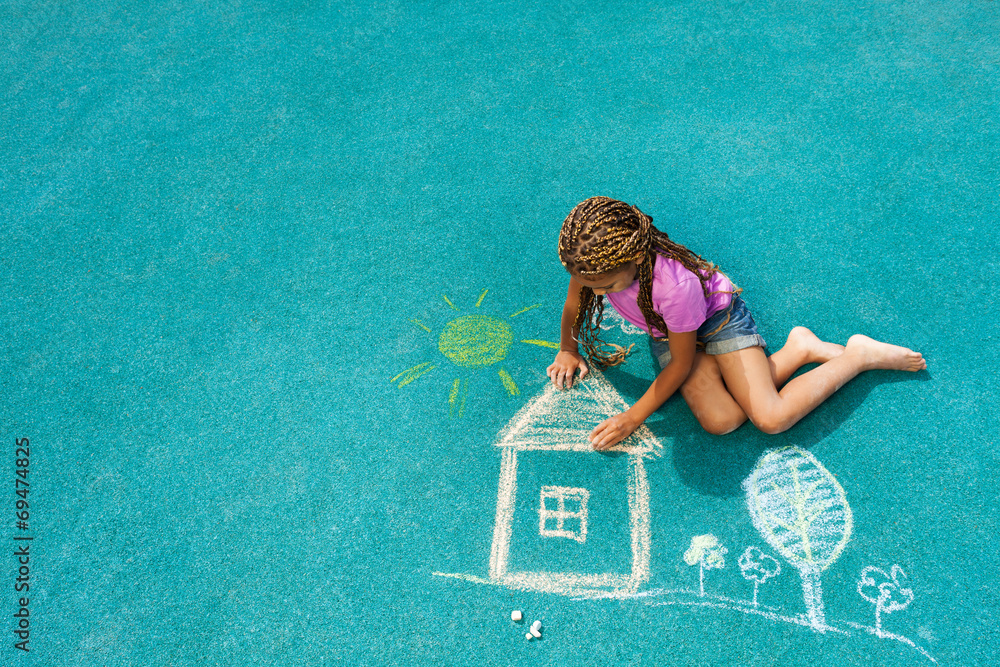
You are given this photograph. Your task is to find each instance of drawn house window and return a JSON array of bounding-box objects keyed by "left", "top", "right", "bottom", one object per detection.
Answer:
[{"left": 538, "top": 486, "right": 590, "bottom": 543}]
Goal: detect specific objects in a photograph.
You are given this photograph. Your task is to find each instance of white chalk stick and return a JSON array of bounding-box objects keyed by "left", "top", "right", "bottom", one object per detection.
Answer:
[
  {"left": 531, "top": 620, "right": 542, "bottom": 631},
  {"left": 530, "top": 627, "right": 542, "bottom": 638},
  {"left": 511, "top": 610, "right": 522, "bottom": 622},
  {"left": 525, "top": 632, "right": 533, "bottom": 641}
]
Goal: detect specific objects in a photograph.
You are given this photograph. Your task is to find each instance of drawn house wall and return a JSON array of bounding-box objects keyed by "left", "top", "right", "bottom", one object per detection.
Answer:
[{"left": 489, "top": 369, "right": 661, "bottom": 597}]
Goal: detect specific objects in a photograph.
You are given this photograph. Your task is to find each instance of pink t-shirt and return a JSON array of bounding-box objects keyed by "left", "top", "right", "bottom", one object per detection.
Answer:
[{"left": 605, "top": 255, "right": 734, "bottom": 337}]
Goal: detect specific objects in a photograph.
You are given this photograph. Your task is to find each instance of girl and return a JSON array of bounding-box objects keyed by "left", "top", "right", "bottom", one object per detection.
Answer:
[{"left": 547, "top": 196, "right": 926, "bottom": 450}]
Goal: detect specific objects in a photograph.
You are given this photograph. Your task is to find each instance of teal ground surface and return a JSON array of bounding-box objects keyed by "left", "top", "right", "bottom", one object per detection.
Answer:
[{"left": 3, "top": 0, "right": 999, "bottom": 664}]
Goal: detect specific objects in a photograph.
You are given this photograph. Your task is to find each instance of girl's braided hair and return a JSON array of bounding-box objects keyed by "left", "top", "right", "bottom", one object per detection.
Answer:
[{"left": 558, "top": 196, "right": 739, "bottom": 368}]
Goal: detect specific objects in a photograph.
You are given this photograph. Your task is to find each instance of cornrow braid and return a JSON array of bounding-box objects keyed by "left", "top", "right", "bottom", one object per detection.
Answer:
[{"left": 558, "top": 196, "right": 740, "bottom": 368}]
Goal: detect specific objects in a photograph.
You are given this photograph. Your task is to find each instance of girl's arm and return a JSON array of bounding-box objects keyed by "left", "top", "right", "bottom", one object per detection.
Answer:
[
  {"left": 547, "top": 278, "right": 590, "bottom": 389},
  {"left": 589, "top": 329, "right": 697, "bottom": 450}
]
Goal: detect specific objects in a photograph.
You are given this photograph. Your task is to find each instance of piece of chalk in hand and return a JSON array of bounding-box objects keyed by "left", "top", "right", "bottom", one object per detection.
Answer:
[{"left": 511, "top": 610, "right": 522, "bottom": 622}]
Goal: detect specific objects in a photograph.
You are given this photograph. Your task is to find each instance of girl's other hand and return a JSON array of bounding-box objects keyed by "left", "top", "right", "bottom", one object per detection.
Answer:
[
  {"left": 547, "top": 351, "right": 590, "bottom": 390},
  {"left": 589, "top": 412, "right": 639, "bottom": 450}
]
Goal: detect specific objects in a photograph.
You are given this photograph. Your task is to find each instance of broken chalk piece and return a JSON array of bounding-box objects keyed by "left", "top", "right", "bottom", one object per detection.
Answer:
[
  {"left": 530, "top": 627, "right": 542, "bottom": 638},
  {"left": 511, "top": 610, "right": 522, "bottom": 622},
  {"left": 531, "top": 620, "right": 542, "bottom": 631},
  {"left": 525, "top": 632, "right": 533, "bottom": 641}
]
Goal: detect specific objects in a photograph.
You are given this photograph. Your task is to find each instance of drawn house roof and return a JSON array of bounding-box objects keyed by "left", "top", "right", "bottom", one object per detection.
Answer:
[{"left": 494, "top": 369, "right": 661, "bottom": 457}]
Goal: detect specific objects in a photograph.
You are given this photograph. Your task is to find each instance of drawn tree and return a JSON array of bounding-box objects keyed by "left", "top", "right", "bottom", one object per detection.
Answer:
[
  {"left": 738, "top": 546, "right": 781, "bottom": 607},
  {"left": 858, "top": 565, "right": 914, "bottom": 637},
  {"left": 743, "top": 447, "right": 853, "bottom": 630},
  {"left": 684, "top": 534, "right": 727, "bottom": 597}
]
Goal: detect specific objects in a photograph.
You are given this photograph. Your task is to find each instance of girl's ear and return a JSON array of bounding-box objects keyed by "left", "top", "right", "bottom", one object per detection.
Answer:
[{"left": 635, "top": 253, "right": 646, "bottom": 265}]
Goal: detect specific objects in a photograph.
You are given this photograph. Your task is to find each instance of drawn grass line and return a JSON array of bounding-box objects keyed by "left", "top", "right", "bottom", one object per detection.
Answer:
[
  {"left": 511, "top": 304, "right": 541, "bottom": 317},
  {"left": 435, "top": 576, "right": 935, "bottom": 664},
  {"left": 594, "top": 588, "right": 781, "bottom": 612},
  {"left": 391, "top": 362, "right": 436, "bottom": 388},
  {"left": 575, "top": 587, "right": 703, "bottom": 601},
  {"left": 843, "top": 622, "right": 938, "bottom": 664},
  {"left": 651, "top": 598, "right": 850, "bottom": 636},
  {"left": 432, "top": 572, "right": 497, "bottom": 586},
  {"left": 521, "top": 339, "right": 559, "bottom": 349}
]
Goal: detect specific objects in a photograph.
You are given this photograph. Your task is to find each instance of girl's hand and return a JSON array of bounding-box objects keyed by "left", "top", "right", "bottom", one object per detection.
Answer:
[
  {"left": 547, "top": 351, "right": 590, "bottom": 390},
  {"left": 589, "top": 412, "right": 639, "bottom": 450}
]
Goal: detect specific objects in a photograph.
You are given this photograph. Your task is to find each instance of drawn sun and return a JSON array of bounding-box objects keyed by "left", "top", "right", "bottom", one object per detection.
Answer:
[{"left": 391, "top": 289, "right": 557, "bottom": 417}]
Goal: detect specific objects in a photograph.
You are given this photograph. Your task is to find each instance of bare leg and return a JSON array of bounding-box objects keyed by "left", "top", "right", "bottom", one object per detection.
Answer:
[
  {"left": 680, "top": 327, "right": 845, "bottom": 435},
  {"left": 715, "top": 335, "right": 926, "bottom": 434},
  {"left": 680, "top": 352, "right": 748, "bottom": 435},
  {"left": 767, "top": 326, "right": 846, "bottom": 388}
]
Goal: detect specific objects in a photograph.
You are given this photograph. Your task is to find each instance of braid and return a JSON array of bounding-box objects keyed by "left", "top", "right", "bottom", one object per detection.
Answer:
[{"left": 558, "top": 196, "right": 739, "bottom": 368}]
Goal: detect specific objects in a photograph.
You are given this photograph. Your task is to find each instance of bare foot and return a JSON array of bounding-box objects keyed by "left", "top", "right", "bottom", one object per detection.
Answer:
[
  {"left": 845, "top": 334, "right": 927, "bottom": 372},
  {"left": 787, "top": 326, "right": 846, "bottom": 364}
]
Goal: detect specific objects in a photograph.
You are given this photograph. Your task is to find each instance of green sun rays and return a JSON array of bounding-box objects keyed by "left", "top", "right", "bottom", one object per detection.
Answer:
[
  {"left": 449, "top": 378, "right": 469, "bottom": 419},
  {"left": 390, "top": 362, "right": 437, "bottom": 388},
  {"left": 389, "top": 290, "right": 555, "bottom": 417}
]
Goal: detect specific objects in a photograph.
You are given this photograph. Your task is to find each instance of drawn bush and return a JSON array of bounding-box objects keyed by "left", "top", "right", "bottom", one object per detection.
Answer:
[
  {"left": 738, "top": 546, "right": 781, "bottom": 607},
  {"left": 684, "top": 534, "right": 727, "bottom": 597},
  {"left": 743, "top": 447, "right": 853, "bottom": 630},
  {"left": 858, "top": 565, "right": 914, "bottom": 637}
]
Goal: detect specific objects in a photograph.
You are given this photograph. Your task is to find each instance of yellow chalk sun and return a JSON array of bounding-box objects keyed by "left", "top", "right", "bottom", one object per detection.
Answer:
[
  {"left": 439, "top": 314, "right": 512, "bottom": 368},
  {"left": 390, "top": 289, "right": 558, "bottom": 418}
]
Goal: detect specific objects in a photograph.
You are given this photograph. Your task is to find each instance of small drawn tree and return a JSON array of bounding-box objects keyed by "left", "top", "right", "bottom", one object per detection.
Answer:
[
  {"left": 743, "top": 447, "right": 853, "bottom": 630},
  {"left": 858, "top": 565, "right": 914, "bottom": 637},
  {"left": 684, "top": 534, "right": 727, "bottom": 597},
  {"left": 738, "top": 546, "right": 781, "bottom": 607}
]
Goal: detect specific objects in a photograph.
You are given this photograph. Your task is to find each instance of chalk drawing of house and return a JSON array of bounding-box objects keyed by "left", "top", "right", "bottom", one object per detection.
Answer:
[{"left": 488, "top": 369, "right": 662, "bottom": 597}]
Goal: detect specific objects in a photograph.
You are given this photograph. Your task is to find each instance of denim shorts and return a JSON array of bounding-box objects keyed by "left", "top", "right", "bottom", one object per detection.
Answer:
[{"left": 650, "top": 295, "right": 767, "bottom": 369}]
